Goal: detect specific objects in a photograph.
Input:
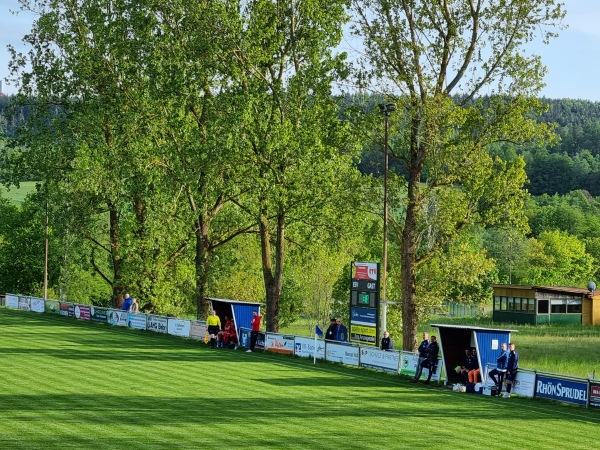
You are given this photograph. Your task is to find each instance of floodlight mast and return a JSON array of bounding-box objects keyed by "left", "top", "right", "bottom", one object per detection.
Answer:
[{"left": 378, "top": 102, "right": 397, "bottom": 333}]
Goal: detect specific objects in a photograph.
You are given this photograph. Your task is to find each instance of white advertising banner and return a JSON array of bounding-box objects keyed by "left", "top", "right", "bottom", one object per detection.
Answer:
[
  {"left": 107, "top": 309, "right": 128, "bottom": 327},
  {"left": 30, "top": 297, "right": 45, "bottom": 313},
  {"left": 127, "top": 313, "right": 147, "bottom": 330},
  {"left": 5, "top": 294, "right": 19, "bottom": 309},
  {"left": 360, "top": 347, "right": 400, "bottom": 373},
  {"left": 294, "top": 337, "right": 326, "bottom": 360},
  {"left": 325, "top": 342, "right": 359, "bottom": 366},
  {"left": 190, "top": 321, "right": 208, "bottom": 340},
  {"left": 168, "top": 318, "right": 191, "bottom": 337},
  {"left": 18, "top": 296, "right": 31, "bottom": 311},
  {"left": 512, "top": 371, "right": 536, "bottom": 398},
  {"left": 399, "top": 351, "right": 443, "bottom": 381},
  {"left": 266, "top": 333, "right": 295, "bottom": 354},
  {"left": 147, "top": 315, "right": 168, "bottom": 334}
]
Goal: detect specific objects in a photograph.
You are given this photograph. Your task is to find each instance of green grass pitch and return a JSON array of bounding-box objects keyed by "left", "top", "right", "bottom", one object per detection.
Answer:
[{"left": 1, "top": 308, "right": 599, "bottom": 449}]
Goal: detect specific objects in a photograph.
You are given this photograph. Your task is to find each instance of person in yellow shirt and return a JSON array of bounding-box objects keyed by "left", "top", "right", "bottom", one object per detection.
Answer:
[{"left": 206, "top": 310, "right": 221, "bottom": 349}]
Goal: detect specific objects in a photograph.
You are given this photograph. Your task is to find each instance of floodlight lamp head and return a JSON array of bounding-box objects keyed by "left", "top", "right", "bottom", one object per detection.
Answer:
[{"left": 378, "top": 102, "right": 397, "bottom": 116}]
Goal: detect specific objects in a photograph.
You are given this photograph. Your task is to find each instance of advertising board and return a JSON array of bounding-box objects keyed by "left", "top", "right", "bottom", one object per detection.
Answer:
[
  {"left": 74, "top": 304, "right": 91, "bottom": 320},
  {"left": 30, "top": 297, "right": 45, "bottom": 313},
  {"left": 399, "top": 351, "right": 443, "bottom": 381},
  {"left": 190, "top": 321, "right": 208, "bottom": 340},
  {"left": 325, "top": 342, "right": 359, "bottom": 366},
  {"left": 107, "top": 309, "right": 128, "bottom": 327},
  {"left": 59, "top": 302, "right": 74, "bottom": 317},
  {"left": 359, "top": 347, "right": 400, "bottom": 373},
  {"left": 90, "top": 306, "right": 108, "bottom": 322},
  {"left": 128, "top": 313, "right": 147, "bottom": 330},
  {"left": 535, "top": 375, "right": 588, "bottom": 405},
  {"left": 18, "top": 296, "right": 31, "bottom": 311},
  {"left": 5, "top": 294, "right": 19, "bottom": 309},
  {"left": 590, "top": 382, "right": 600, "bottom": 408},
  {"left": 266, "top": 333, "right": 295, "bottom": 354},
  {"left": 167, "top": 318, "right": 191, "bottom": 337},
  {"left": 147, "top": 315, "right": 168, "bottom": 333},
  {"left": 294, "top": 336, "right": 326, "bottom": 360},
  {"left": 511, "top": 371, "right": 536, "bottom": 398}
]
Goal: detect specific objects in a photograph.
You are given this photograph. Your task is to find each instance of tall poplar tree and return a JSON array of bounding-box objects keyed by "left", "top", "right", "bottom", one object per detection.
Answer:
[
  {"left": 352, "top": 0, "right": 565, "bottom": 350},
  {"left": 232, "top": 0, "right": 358, "bottom": 331}
]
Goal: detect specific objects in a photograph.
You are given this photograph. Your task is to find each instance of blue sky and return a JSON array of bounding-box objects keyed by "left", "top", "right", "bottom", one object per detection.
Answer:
[{"left": 1, "top": 0, "right": 599, "bottom": 101}]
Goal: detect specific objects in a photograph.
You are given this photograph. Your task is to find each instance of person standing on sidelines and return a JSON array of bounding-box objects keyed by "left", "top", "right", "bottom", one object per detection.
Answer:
[
  {"left": 488, "top": 342, "right": 509, "bottom": 395},
  {"left": 381, "top": 330, "right": 394, "bottom": 350},
  {"left": 206, "top": 310, "right": 221, "bottom": 349},
  {"left": 335, "top": 318, "right": 348, "bottom": 342},
  {"left": 247, "top": 310, "right": 261, "bottom": 352},
  {"left": 415, "top": 332, "right": 429, "bottom": 373},
  {"left": 121, "top": 293, "right": 132, "bottom": 311},
  {"left": 129, "top": 298, "right": 139, "bottom": 313},
  {"left": 325, "top": 318, "right": 337, "bottom": 341},
  {"left": 503, "top": 342, "right": 519, "bottom": 398}
]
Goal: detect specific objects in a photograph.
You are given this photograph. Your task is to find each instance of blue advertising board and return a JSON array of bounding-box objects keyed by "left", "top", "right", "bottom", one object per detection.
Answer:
[
  {"left": 350, "top": 307, "right": 377, "bottom": 326},
  {"left": 535, "top": 375, "right": 588, "bottom": 405}
]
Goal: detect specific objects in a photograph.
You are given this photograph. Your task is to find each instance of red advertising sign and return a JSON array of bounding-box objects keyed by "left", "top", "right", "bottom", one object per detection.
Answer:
[
  {"left": 352, "top": 262, "right": 378, "bottom": 281},
  {"left": 590, "top": 383, "right": 600, "bottom": 408}
]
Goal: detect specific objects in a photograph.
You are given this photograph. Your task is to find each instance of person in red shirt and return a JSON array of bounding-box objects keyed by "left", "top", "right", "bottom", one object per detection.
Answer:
[
  {"left": 247, "top": 311, "right": 261, "bottom": 352},
  {"left": 218, "top": 316, "right": 237, "bottom": 348}
]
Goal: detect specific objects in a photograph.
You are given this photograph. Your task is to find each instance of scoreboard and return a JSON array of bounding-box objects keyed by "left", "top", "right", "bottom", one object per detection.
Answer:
[{"left": 349, "top": 261, "right": 380, "bottom": 346}]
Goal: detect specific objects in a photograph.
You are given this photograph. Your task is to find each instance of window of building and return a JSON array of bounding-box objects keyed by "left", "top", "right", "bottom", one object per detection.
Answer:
[
  {"left": 507, "top": 297, "right": 515, "bottom": 311},
  {"left": 527, "top": 298, "right": 535, "bottom": 312},
  {"left": 567, "top": 299, "right": 582, "bottom": 313},
  {"left": 538, "top": 300, "right": 549, "bottom": 314},
  {"left": 549, "top": 298, "right": 582, "bottom": 314},
  {"left": 550, "top": 300, "right": 567, "bottom": 314}
]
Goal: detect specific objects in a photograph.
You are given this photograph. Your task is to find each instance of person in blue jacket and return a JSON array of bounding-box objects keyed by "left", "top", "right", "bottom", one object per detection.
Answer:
[
  {"left": 488, "top": 342, "right": 509, "bottom": 395},
  {"left": 503, "top": 343, "right": 520, "bottom": 398},
  {"left": 121, "top": 293, "right": 132, "bottom": 311},
  {"left": 335, "top": 319, "right": 348, "bottom": 342}
]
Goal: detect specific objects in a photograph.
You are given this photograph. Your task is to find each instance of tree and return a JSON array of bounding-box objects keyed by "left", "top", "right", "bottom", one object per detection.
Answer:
[
  {"left": 522, "top": 230, "right": 595, "bottom": 286},
  {"left": 231, "top": 0, "right": 359, "bottom": 331},
  {"left": 352, "top": 0, "right": 565, "bottom": 350},
  {"left": 7, "top": 0, "right": 193, "bottom": 309}
]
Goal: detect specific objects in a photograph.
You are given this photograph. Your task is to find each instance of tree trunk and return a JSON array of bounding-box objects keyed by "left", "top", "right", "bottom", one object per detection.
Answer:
[
  {"left": 108, "top": 200, "right": 124, "bottom": 306},
  {"left": 401, "top": 134, "right": 424, "bottom": 351},
  {"left": 195, "top": 216, "right": 211, "bottom": 319},
  {"left": 401, "top": 199, "right": 419, "bottom": 352},
  {"left": 259, "top": 209, "right": 285, "bottom": 332}
]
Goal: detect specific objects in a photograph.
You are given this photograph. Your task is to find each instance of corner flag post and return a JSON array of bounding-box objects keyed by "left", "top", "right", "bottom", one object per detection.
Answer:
[{"left": 314, "top": 324, "right": 323, "bottom": 364}]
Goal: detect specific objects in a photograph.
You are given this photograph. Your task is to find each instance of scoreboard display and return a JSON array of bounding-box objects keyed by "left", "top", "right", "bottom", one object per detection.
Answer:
[{"left": 349, "top": 262, "right": 380, "bottom": 346}]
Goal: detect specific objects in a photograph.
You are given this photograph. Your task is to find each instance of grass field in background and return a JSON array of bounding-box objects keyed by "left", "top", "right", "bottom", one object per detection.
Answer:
[
  {"left": 0, "top": 181, "right": 38, "bottom": 204},
  {"left": 1, "top": 308, "right": 599, "bottom": 449},
  {"left": 282, "top": 316, "right": 600, "bottom": 379}
]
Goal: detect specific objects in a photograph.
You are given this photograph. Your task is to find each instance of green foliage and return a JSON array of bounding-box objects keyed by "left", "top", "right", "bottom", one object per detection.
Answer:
[
  {"left": 522, "top": 230, "right": 595, "bottom": 286},
  {"left": 0, "top": 192, "right": 58, "bottom": 294},
  {"left": 352, "top": 0, "right": 564, "bottom": 349}
]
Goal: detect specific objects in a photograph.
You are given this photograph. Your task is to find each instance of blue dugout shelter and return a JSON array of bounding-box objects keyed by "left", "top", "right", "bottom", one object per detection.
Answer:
[
  {"left": 431, "top": 324, "right": 517, "bottom": 384},
  {"left": 206, "top": 297, "right": 262, "bottom": 336}
]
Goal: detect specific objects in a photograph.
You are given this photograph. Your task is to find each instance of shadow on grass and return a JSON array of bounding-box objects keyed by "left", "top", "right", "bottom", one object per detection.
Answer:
[{"left": 0, "top": 392, "right": 595, "bottom": 425}]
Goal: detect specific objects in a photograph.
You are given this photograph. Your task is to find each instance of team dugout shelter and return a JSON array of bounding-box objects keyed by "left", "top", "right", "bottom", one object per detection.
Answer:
[
  {"left": 204, "top": 297, "right": 262, "bottom": 335},
  {"left": 491, "top": 284, "right": 600, "bottom": 325},
  {"left": 431, "top": 324, "right": 516, "bottom": 385}
]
